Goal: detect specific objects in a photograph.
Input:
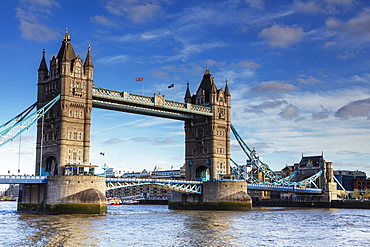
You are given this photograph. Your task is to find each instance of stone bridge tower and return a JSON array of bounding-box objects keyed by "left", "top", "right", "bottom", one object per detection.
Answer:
[
  {"left": 35, "top": 30, "right": 94, "bottom": 176},
  {"left": 171, "top": 73, "right": 251, "bottom": 210},
  {"left": 184, "top": 68, "right": 231, "bottom": 181},
  {"left": 18, "top": 30, "right": 106, "bottom": 214}
]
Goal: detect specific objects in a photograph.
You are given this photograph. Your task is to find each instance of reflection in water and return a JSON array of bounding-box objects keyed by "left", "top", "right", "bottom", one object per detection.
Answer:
[
  {"left": 181, "top": 211, "right": 240, "bottom": 246},
  {"left": 1, "top": 202, "right": 370, "bottom": 246},
  {"left": 15, "top": 214, "right": 104, "bottom": 247}
]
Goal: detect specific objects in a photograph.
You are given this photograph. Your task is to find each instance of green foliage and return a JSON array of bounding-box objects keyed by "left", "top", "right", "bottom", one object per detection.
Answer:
[
  {"left": 363, "top": 189, "right": 370, "bottom": 199},
  {"left": 351, "top": 190, "right": 360, "bottom": 199}
]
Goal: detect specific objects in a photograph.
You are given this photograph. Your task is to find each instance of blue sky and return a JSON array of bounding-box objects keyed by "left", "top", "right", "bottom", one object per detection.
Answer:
[{"left": 0, "top": 0, "right": 370, "bottom": 176}]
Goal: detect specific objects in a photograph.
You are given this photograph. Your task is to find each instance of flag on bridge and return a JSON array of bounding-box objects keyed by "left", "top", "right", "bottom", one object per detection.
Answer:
[
  {"left": 135, "top": 77, "right": 144, "bottom": 81},
  {"left": 168, "top": 83, "right": 174, "bottom": 88}
]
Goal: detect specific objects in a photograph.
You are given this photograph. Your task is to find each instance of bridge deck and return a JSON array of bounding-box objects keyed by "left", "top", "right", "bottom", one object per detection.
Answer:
[
  {"left": 0, "top": 176, "right": 322, "bottom": 194},
  {"left": 92, "top": 86, "right": 213, "bottom": 120},
  {"left": 0, "top": 175, "right": 47, "bottom": 184},
  {"left": 247, "top": 183, "right": 322, "bottom": 193}
]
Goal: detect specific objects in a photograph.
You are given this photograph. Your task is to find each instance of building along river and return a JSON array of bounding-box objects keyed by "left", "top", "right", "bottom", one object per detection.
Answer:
[{"left": 1, "top": 201, "right": 369, "bottom": 246}]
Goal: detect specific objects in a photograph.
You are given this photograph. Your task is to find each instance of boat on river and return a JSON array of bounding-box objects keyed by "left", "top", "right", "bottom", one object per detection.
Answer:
[
  {"left": 108, "top": 198, "right": 122, "bottom": 205},
  {"left": 108, "top": 198, "right": 139, "bottom": 205},
  {"left": 121, "top": 199, "right": 139, "bottom": 205}
]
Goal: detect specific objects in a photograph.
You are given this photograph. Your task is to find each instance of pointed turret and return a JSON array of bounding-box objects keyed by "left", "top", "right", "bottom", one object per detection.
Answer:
[
  {"left": 57, "top": 28, "right": 77, "bottom": 74},
  {"left": 84, "top": 44, "right": 93, "bottom": 68},
  {"left": 84, "top": 44, "right": 94, "bottom": 79},
  {"left": 224, "top": 78, "right": 231, "bottom": 97},
  {"left": 197, "top": 66, "right": 214, "bottom": 103},
  {"left": 38, "top": 49, "right": 48, "bottom": 82},
  {"left": 184, "top": 82, "right": 191, "bottom": 103}
]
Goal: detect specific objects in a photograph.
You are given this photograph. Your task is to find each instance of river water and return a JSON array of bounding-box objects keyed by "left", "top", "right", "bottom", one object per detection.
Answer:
[{"left": 1, "top": 201, "right": 369, "bottom": 247}]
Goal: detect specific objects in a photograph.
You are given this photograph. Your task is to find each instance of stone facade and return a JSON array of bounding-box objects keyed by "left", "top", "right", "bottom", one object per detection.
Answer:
[
  {"left": 184, "top": 69, "right": 231, "bottom": 181},
  {"left": 294, "top": 154, "right": 338, "bottom": 201},
  {"left": 18, "top": 176, "right": 107, "bottom": 214},
  {"left": 35, "top": 30, "right": 94, "bottom": 176},
  {"left": 18, "top": 31, "right": 107, "bottom": 214},
  {"left": 169, "top": 181, "right": 252, "bottom": 210}
]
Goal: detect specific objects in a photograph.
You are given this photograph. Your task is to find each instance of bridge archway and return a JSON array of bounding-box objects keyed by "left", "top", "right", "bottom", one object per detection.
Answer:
[
  {"left": 195, "top": 166, "right": 210, "bottom": 181},
  {"left": 43, "top": 156, "right": 56, "bottom": 176}
]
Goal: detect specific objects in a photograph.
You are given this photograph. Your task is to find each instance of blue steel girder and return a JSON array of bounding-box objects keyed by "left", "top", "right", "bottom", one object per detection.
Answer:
[
  {"left": 283, "top": 171, "right": 298, "bottom": 182},
  {"left": 230, "top": 158, "right": 267, "bottom": 184},
  {"left": 0, "top": 95, "right": 61, "bottom": 147},
  {"left": 296, "top": 170, "right": 323, "bottom": 187},
  {"left": 92, "top": 86, "right": 213, "bottom": 120},
  {"left": 106, "top": 178, "right": 203, "bottom": 194},
  {"left": 230, "top": 124, "right": 290, "bottom": 185}
]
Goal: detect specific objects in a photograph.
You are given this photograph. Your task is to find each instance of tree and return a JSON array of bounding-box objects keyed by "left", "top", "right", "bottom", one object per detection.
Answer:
[
  {"left": 351, "top": 190, "right": 360, "bottom": 199},
  {"left": 363, "top": 189, "right": 370, "bottom": 199}
]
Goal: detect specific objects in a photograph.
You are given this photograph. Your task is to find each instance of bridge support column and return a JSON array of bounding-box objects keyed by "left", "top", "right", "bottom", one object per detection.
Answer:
[
  {"left": 168, "top": 181, "right": 252, "bottom": 210},
  {"left": 322, "top": 182, "right": 339, "bottom": 202},
  {"left": 321, "top": 161, "right": 339, "bottom": 202},
  {"left": 18, "top": 176, "right": 107, "bottom": 214}
]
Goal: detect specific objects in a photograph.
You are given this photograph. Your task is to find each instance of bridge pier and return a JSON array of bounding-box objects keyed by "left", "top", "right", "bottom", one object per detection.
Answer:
[
  {"left": 168, "top": 180, "right": 252, "bottom": 210},
  {"left": 17, "top": 176, "right": 107, "bottom": 214}
]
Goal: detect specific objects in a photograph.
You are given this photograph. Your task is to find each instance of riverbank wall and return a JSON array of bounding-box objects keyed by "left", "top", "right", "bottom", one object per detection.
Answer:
[{"left": 254, "top": 199, "right": 370, "bottom": 209}]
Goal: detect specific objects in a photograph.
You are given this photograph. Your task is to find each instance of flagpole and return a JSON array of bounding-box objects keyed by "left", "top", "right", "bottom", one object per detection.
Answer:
[{"left": 136, "top": 77, "right": 144, "bottom": 95}]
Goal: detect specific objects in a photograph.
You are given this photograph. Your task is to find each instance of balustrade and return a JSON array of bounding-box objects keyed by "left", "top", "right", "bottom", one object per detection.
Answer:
[{"left": 92, "top": 86, "right": 212, "bottom": 117}]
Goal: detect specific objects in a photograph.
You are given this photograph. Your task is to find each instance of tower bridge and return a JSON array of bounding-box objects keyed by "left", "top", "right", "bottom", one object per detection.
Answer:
[{"left": 0, "top": 31, "right": 339, "bottom": 213}]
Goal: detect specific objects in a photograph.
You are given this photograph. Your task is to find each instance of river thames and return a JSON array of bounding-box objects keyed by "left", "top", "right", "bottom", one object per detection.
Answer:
[{"left": 1, "top": 201, "right": 369, "bottom": 246}]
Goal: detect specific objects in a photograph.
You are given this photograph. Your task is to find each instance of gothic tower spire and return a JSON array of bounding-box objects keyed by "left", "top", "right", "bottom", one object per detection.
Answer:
[
  {"left": 84, "top": 44, "right": 94, "bottom": 79},
  {"left": 38, "top": 49, "right": 48, "bottom": 82},
  {"left": 184, "top": 67, "right": 231, "bottom": 181},
  {"left": 35, "top": 30, "right": 94, "bottom": 176},
  {"left": 184, "top": 82, "right": 191, "bottom": 103}
]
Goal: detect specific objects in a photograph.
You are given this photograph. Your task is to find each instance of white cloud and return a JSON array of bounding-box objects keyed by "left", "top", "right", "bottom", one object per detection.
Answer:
[
  {"left": 90, "top": 15, "right": 116, "bottom": 27},
  {"left": 238, "top": 61, "right": 261, "bottom": 69},
  {"left": 294, "top": 1, "right": 323, "bottom": 14},
  {"left": 312, "top": 104, "right": 330, "bottom": 120},
  {"left": 156, "top": 39, "right": 226, "bottom": 62},
  {"left": 15, "top": 1, "right": 60, "bottom": 42},
  {"left": 334, "top": 98, "right": 370, "bottom": 120},
  {"left": 325, "top": 8, "right": 370, "bottom": 43},
  {"left": 20, "top": 0, "right": 60, "bottom": 8},
  {"left": 101, "top": 138, "right": 125, "bottom": 145},
  {"left": 130, "top": 136, "right": 177, "bottom": 145},
  {"left": 297, "top": 75, "right": 321, "bottom": 85},
  {"left": 279, "top": 104, "right": 299, "bottom": 119},
  {"left": 249, "top": 80, "right": 299, "bottom": 95},
  {"left": 105, "top": 0, "right": 168, "bottom": 23},
  {"left": 114, "top": 30, "right": 172, "bottom": 42},
  {"left": 259, "top": 24, "right": 304, "bottom": 48},
  {"left": 244, "top": 100, "right": 288, "bottom": 114},
  {"left": 244, "top": 0, "right": 265, "bottom": 11},
  {"left": 96, "top": 55, "right": 129, "bottom": 64},
  {"left": 350, "top": 73, "right": 370, "bottom": 83}
]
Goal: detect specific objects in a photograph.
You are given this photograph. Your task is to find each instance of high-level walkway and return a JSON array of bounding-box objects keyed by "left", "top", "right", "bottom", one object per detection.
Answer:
[{"left": 92, "top": 86, "right": 213, "bottom": 120}]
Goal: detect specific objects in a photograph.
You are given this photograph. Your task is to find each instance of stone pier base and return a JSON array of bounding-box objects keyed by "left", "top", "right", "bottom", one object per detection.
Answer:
[
  {"left": 18, "top": 176, "right": 107, "bottom": 214},
  {"left": 169, "top": 180, "right": 252, "bottom": 211}
]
